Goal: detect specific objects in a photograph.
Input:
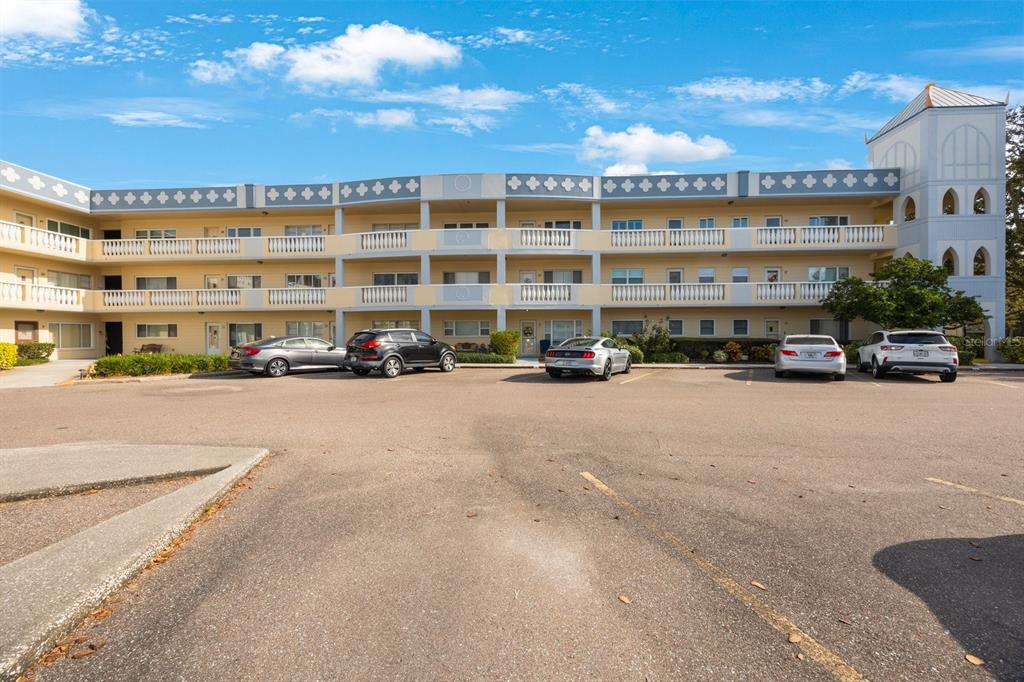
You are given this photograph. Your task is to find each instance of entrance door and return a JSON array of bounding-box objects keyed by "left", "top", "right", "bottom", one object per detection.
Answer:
[
  {"left": 765, "top": 319, "right": 781, "bottom": 339},
  {"left": 764, "top": 267, "right": 781, "bottom": 283},
  {"left": 15, "top": 266, "right": 36, "bottom": 283},
  {"left": 104, "top": 275, "right": 122, "bottom": 291},
  {"left": 105, "top": 321, "right": 123, "bottom": 355},
  {"left": 519, "top": 271, "right": 536, "bottom": 284},
  {"left": 204, "top": 226, "right": 223, "bottom": 238},
  {"left": 15, "top": 321, "right": 38, "bottom": 342},
  {"left": 520, "top": 320, "right": 536, "bottom": 356},
  {"left": 205, "top": 323, "right": 221, "bottom": 355}
]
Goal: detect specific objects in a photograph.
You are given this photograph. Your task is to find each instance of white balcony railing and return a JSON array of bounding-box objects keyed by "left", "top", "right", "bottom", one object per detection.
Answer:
[
  {"left": 0, "top": 222, "right": 86, "bottom": 256},
  {"left": 197, "top": 288, "right": 241, "bottom": 306},
  {"left": 518, "top": 283, "right": 575, "bottom": 303},
  {"left": 361, "top": 231, "right": 409, "bottom": 251},
  {"left": 843, "top": 225, "right": 886, "bottom": 243},
  {"left": 103, "top": 290, "right": 146, "bottom": 307},
  {"left": 29, "top": 285, "right": 83, "bottom": 307},
  {"left": 0, "top": 281, "right": 24, "bottom": 303},
  {"left": 149, "top": 239, "right": 194, "bottom": 256},
  {"left": 611, "top": 283, "right": 726, "bottom": 303},
  {"left": 102, "top": 240, "right": 145, "bottom": 256},
  {"left": 197, "top": 238, "right": 240, "bottom": 255},
  {"left": 361, "top": 286, "right": 409, "bottom": 304},
  {"left": 268, "top": 288, "right": 326, "bottom": 306},
  {"left": 515, "top": 229, "right": 575, "bottom": 248},
  {"left": 611, "top": 229, "right": 726, "bottom": 248},
  {"left": 268, "top": 235, "right": 325, "bottom": 254},
  {"left": 150, "top": 290, "right": 194, "bottom": 306},
  {"left": 0, "top": 220, "right": 22, "bottom": 243},
  {"left": 756, "top": 281, "right": 835, "bottom": 302}
]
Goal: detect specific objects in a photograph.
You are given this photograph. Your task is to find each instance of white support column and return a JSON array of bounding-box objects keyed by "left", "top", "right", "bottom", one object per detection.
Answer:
[
  {"left": 334, "top": 309, "right": 345, "bottom": 346},
  {"left": 421, "top": 308, "right": 432, "bottom": 335},
  {"left": 591, "top": 201, "right": 601, "bottom": 230},
  {"left": 496, "top": 199, "right": 506, "bottom": 228},
  {"left": 591, "top": 252, "right": 601, "bottom": 284},
  {"left": 420, "top": 254, "right": 430, "bottom": 285},
  {"left": 420, "top": 201, "right": 430, "bottom": 229},
  {"left": 496, "top": 306, "right": 507, "bottom": 331},
  {"left": 591, "top": 306, "right": 601, "bottom": 337},
  {"left": 333, "top": 207, "right": 344, "bottom": 234},
  {"left": 497, "top": 251, "right": 506, "bottom": 284},
  {"left": 334, "top": 257, "right": 344, "bottom": 288}
]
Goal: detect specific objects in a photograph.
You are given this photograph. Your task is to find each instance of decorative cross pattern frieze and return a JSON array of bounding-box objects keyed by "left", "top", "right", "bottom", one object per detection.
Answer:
[
  {"left": 883, "top": 172, "right": 898, "bottom": 187},
  {"left": 761, "top": 175, "right": 776, "bottom": 190},
  {"left": 525, "top": 176, "right": 541, "bottom": 191},
  {"left": 1, "top": 166, "right": 20, "bottom": 183},
  {"left": 638, "top": 178, "right": 653, "bottom": 192},
  {"left": 506, "top": 176, "right": 522, "bottom": 190},
  {"left": 28, "top": 175, "right": 45, "bottom": 190},
  {"left": 124, "top": 192, "right": 136, "bottom": 205},
  {"left": 224, "top": 188, "right": 236, "bottom": 202},
  {"left": 802, "top": 174, "right": 817, "bottom": 189},
  {"left": 711, "top": 176, "right": 725, "bottom": 191},
  {"left": 755, "top": 169, "right": 898, "bottom": 195},
  {"left": 782, "top": 175, "right": 797, "bottom": 189}
]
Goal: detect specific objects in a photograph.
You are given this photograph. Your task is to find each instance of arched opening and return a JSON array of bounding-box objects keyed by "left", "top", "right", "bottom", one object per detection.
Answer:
[
  {"left": 941, "top": 189, "right": 958, "bottom": 215},
  {"left": 942, "top": 247, "right": 959, "bottom": 276},
  {"left": 973, "top": 188, "right": 989, "bottom": 214},
  {"left": 973, "top": 247, "right": 990, "bottom": 276},
  {"left": 903, "top": 196, "right": 917, "bottom": 222}
]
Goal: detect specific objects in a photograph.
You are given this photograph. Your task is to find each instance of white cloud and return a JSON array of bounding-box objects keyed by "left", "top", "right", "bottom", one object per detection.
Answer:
[
  {"left": 452, "top": 25, "right": 564, "bottom": 50},
  {"left": 836, "top": 71, "right": 926, "bottom": 102},
  {"left": 189, "top": 59, "right": 236, "bottom": 84},
  {"left": 34, "top": 97, "right": 234, "bottom": 129},
  {"left": 914, "top": 37, "right": 1024, "bottom": 62},
  {"left": 296, "top": 16, "right": 326, "bottom": 23},
  {"left": 226, "top": 41, "right": 284, "bottom": 69},
  {"left": 351, "top": 108, "right": 417, "bottom": 128},
  {"left": 724, "top": 107, "right": 885, "bottom": 133},
  {"left": 101, "top": 110, "right": 207, "bottom": 128},
  {"left": 543, "top": 83, "right": 621, "bottom": 114},
  {"left": 426, "top": 113, "right": 496, "bottom": 136},
  {"left": 284, "top": 21, "right": 460, "bottom": 87},
  {"left": 603, "top": 162, "right": 651, "bottom": 175},
  {"left": 494, "top": 27, "right": 534, "bottom": 44},
  {"left": 367, "top": 84, "right": 531, "bottom": 111},
  {"left": 187, "top": 13, "right": 234, "bottom": 24},
  {"left": 0, "top": 0, "right": 87, "bottom": 40},
  {"left": 580, "top": 124, "right": 734, "bottom": 174},
  {"left": 672, "top": 76, "right": 831, "bottom": 102},
  {"left": 825, "top": 158, "right": 854, "bottom": 170}
]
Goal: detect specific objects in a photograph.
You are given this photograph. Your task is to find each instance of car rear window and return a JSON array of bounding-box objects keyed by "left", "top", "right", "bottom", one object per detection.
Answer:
[
  {"left": 252, "top": 338, "right": 279, "bottom": 347},
  {"left": 560, "top": 337, "right": 598, "bottom": 347},
  {"left": 889, "top": 332, "right": 947, "bottom": 345},
  {"left": 784, "top": 336, "right": 837, "bottom": 346},
  {"left": 348, "top": 332, "right": 377, "bottom": 345}
]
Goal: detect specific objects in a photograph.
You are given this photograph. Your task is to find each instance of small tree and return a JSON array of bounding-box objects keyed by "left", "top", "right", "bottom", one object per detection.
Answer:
[{"left": 821, "top": 255, "right": 987, "bottom": 329}]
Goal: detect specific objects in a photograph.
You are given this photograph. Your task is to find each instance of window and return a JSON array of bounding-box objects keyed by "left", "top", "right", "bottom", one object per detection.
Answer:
[
  {"left": 414, "top": 332, "right": 433, "bottom": 344},
  {"left": 46, "top": 220, "right": 90, "bottom": 239},
  {"left": 808, "top": 215, "right": 849, "bottom": 226},
  {"left": 227, "top": 275, "right": 262, "bottom": 289},
  {"left": 941, "top": 189, "right": 958, "bottom": 216},
  {"left": 698, "top": 217, "right": 716, "bottom": 229},
  {"left": 611, "top": 219, "right": 642, "bottom": 231},
  {"left": 49, "top": 322, "right": 92, "bottom": 348},
  {"left": 442, "top": 320, "right": 491, "bottom": 336},
  {"left": 699, "top": 320, "right": 715, "bottom": 336},
  {"left": 902, "top": 197, "right": 916, "bottom": 222},
  {"left": 309, "top": 338, "right": 333, "bottom": 351},
  {"left": 226, "top": 227, "right": 261, "bottom": 238},
  {"left": 282, "top": 338, "right": 307, "bottom": 349},
  {"left": 611, "top": 320, "right": 644, "bottom": 337},
  {"left": 942, "top": 248, "right": 958, "bottom": 275},
  {"left": 810, "top": 319, "right": 850, "bottom": 341},
  {"left": 136, "top": 323, "right": 178, "bottom": 338},
  {"left": 442, "top": 222, "right": 490, "bottom": 229},
  {"left": 611, "top": 269, "right": 643, "bottom": 285},
  {"left": 373, "top": 223, "right": 418, "bottom": 231},
  {"left": 228, "top": 323, "right": 263, "bottom": 347},
  {"left": 973, "top": 248, "right": 990, "bottom": 276},
  {"left": 48, "top": 270, "right": 91, "bottom": 289},
  {"left": 286, "top": 274, "right": 323, "bottom": 288},
  {"left": 731, "top": 267, "right": 749, "bottom": 283},
  {"left": 286, "top": 321, "right": 325, "bottom": 337},
  {"left": 372, "top": 272, "right": 418, "bottom": 286},
  {"left": 285, "top": 225, "right": 324, "bottom": 236},
  {"left": 387, "top": 330, "right": 416, "bottom": 343},
  {"left": 667, "top": 268, "right": 683, "bottom": 284},
  {"left": 764, "top": 216, "right": 782, "bottom": 227},
  {"left": 443, "top": 272, "right": 490, "bottom": 284},
  {"left": 733, "top": 320, "right": 749, "bottom": 336},
  {"left": 807, "top": 267, "right": 849, "bottom": 282},
  {"left": 371, "top": 320, "right": 417, "bottom": 329},
  {"left": 135, "top": 276, "right": 177, "bottom": 290},
  {"left": 732, "top": 217, "right": 749, "bottom": 228},
  {"left": 973, "top": 188, "right": 988, "bottom": 215},
  {"left": 698, "top": 268, "right": 715, "bottom": 284},
  {"left": 543, "top": 270, "right": 582, "bottom": 284},
  {"left": 667, "top": 218, "right": 683, "bottom": 230},
  {"left": 544, "top": 220, "right": 582, "bottom": 230},
  {"left": 668, "top": 319, "right": 684, "bottom": 336},
  {"left": 544, "top": 320, "right": 583, "bottom": 344},
  {"left": 134, "top": 229, "right": 176, "bottom": 239}
]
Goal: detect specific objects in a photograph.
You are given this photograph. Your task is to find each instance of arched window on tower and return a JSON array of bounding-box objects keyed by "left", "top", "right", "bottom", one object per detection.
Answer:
[
  {"left": 973, "top": 248, "right": 990, "bottom": 276},
  {"left": 942, "top": 189, "right": 958, "bottom": 215},
  {"left": 903, "top": 196, "right": 916, "bottom": 222},
  {"left": 942, "top": 248, "right": 958, "bottom": 276},
  {"left": 973, "top": 188, "right": 989, "bottom": 215}
]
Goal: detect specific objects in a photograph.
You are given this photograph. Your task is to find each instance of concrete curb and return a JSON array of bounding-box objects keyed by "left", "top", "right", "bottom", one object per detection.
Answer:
[
  {"left": 456, "top": 363, "right": 1024, "bottom": 371},
  {"left": 0, "top": 447, "right": 268, "bottom": 681},
  {"left": 73, "top": 370, "right": 249, "bottom": 385}
]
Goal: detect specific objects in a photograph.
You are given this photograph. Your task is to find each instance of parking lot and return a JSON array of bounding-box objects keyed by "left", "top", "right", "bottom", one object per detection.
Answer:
[{"left": 4, "top": 366, "right": 1023, "bottom": 681}]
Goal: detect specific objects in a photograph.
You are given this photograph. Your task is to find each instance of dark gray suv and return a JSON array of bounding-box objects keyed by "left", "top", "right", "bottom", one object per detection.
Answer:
[
  {"left": 229, "top": 336, "right": 347, "bottom": 377},
  {"left": 344, "top": 328, "right": 456, "bottom": 378}
]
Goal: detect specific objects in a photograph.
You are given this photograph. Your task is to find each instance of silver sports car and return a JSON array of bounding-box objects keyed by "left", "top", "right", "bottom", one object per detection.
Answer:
[{"left": 544, "top": 336, "right": 632, "bottom": 380}]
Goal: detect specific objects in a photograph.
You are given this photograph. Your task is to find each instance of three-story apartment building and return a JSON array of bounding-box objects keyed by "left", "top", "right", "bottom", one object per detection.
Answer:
[{"left": 0, "top": 85, "right": 1007, "bottom": 360}]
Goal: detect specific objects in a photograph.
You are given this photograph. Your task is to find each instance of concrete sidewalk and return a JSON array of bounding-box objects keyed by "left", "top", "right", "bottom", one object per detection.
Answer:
[{"left": 0, "top": 359, "right": 94, "bottom": 389}]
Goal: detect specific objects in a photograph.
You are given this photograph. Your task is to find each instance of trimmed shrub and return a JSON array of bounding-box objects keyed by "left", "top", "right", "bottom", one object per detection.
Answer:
[
  {"left": 842, "top": 343, "right": 861, "bottom": 363},
  {"left": 617, "top": 341, "right": 644, "bottom": 364},
  {"left": 17, "top": 342, "right": 55, "bottom": 360},
  {"left": 15, "top": 357, "right": 49, "bottom": 367},
  {"left": 957, "top": 350, "right": 976, "bottom": 366},
  {"left": 723, "top": 341, "right": 742, "bottom": 362},
  {"left": 0, "top": 342, "right": 16, "bottom": 370},
  {"left": 711, "top": 349, "right": 728, "bottom": 363},
  {"left": 489, "top": 330, "right": 521, "bottom": 356},
  {"left": 673, "top": 337, "right": 777, "bottom": 359},
  {"left": 647, "top": 352, "right": 689, "bottom": 364},
  {"left": 456, "top": 352, "right": 516, "bottom": 364},
  {"left": 93, "top": 353, "right": 229, "bottom": 377},
  {"left": 749, "top": 345, "right": 775, "bottom": 363},
  {"left": 997, "top": 336, "right": 1024, "bottom": 363},
  {"left": 629, "top": 323, "right": 674, "bottom": 357}
]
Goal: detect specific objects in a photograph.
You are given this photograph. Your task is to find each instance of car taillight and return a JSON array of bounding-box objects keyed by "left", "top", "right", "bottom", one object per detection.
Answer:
[
  {"left": 361, "top": 339, "right": 381, "bottom": 349},
  {"left": 780, "top": 349, "right": 798, "bottom": 357},
  {"left": 824, "top": 351, "right": 843, "bottom": 358},
  {"left": 581, "top": 351, "right": 595, "bottom": 359},
  {"left": 939, "top": 345, "right": 957, "bottom": 352},
  {"left": 953, "top": 357, "right": 958, "bottom": 365},
  {"left": 546, "top": 350, "right": 556, "bottom": 357},
  {"left": 242, "top": 346, "right": 260, "bottom": 356},
  {"left": 880, "top": 345, "right": 903, "bottom": 351}
]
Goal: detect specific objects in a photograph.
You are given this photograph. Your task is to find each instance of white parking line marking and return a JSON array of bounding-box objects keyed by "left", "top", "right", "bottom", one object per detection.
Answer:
[
  {"left": 580, "top": 471, "right": 867, "bottom": 682},
  {"left": 745, "top": 369, "right": 753, "bottom": 386},
  {"left": 925, "top": 477, "right": 1024, "bottom": 508},
  {"left": 619, "top": 372, "right": 655, "bottom": 385},
  {"left": 980, "top": 380, "right": 1019, "bottom": 389}
]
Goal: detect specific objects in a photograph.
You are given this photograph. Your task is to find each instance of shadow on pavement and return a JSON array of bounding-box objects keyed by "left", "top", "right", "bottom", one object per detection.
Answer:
[
  {"left": 873, "top": 534, "right": 1024, "bottom": 680},
  {"left": 500, "top": 371, "right": 594, "bottom": 383},
  {"left": 721, "top": 369, "right": 834, "bottom": 383}
]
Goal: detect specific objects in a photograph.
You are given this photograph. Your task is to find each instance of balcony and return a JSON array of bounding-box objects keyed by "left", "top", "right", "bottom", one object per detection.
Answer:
[
  {"left": 97, "top": 288, "right": 330, "bottom": 312},
  {"left": 0, "top": 283, "right": 87, "bottom": 311},
  {"left": 94, "top": 235, "right": 327, "bottom": 262},
  {"left": 0, "top": 221, "right": 87, "bottom": 261}
]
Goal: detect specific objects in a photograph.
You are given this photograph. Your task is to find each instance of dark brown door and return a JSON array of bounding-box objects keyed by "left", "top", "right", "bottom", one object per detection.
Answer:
[{"left": 15, "top": 321, "right": 38, "bottom": 342}]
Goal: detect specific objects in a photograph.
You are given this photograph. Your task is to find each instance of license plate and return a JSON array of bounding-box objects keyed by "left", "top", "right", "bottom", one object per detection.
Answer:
[
  {"left": 913, "top": 349, "right": 929, "bottom": 358},
  {"left": 801, "top": 352, "right": 820, "bottom": 359}
]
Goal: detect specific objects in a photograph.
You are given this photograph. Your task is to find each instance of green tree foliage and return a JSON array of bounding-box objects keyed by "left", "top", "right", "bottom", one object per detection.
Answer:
[
  {"left": 1006, "top": 106, "right": 1024, "bottom": 334},
  {"left": 822, "top": 255, "right": 987, "bottom": 329}
]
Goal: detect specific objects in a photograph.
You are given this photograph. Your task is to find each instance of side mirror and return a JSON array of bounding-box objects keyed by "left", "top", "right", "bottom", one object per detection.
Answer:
[{"left": 327, "top": 345, "right": 336, "bottom": 351}]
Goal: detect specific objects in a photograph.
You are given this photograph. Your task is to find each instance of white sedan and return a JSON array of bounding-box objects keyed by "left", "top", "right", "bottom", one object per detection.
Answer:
[{"left": 774, "top": 335, "right": 847, "bottom": 380}]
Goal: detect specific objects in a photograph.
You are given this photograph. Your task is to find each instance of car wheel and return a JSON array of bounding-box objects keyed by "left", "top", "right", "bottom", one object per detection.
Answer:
[
  {"left": 871, "top": 357, "right": 886, "bottom": 379},
  {"left": 381, "top": 356, "right": 403, "bottom": 378},
  {"left": 599, "top": 360, "right": 613, "bottom": 381},
  {"left": 352, "top": 368, "right": 371, "bottom": 376},
  {"left": 833, "top": 373, "right": 846, "bottom": 381},
  {"left": 439, "top": 352, "right": 456, "bottom": 373},
  {"left": 774, "top": 369, "right": 785, "bottom": 378},
  {"left": 547, "top": 370, "right": 561, "bottom": 379},
  {"left": 265, "top": 358, "right": 289, "bottom": 377},
  {"left": 858, "top": 361, "right": 870, "bottom": 372},
  {"left": 623, "top": 357, "right": 632, "bottom": 374},
  {"left": 940, "top": 372, "right": 957, "bottom": 383}
]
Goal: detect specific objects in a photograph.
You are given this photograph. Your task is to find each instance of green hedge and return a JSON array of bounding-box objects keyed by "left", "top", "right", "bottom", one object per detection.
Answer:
[
  {"left": 672, "top": 337, "right": 777, "bottom": 360},
  {"left": 489, "top": 330, "right": 521, "bottom": 356},
  {"left": 647, "top": 352, "right": 689, "bottom": 364},
  {"left": 456, "top": 352, "right": 516, "bottom": 364},
  {"left": 0, "top": 342, "right": 16, "bottom": 370},
  {"left": 15, "top": 357, "right": 49, "bottom": 367},
  {"left": 17, "top": 342, "right": 55, "bottom": 359},
  {"left": 996, "top": 336, "right": 1024, "bottom": 363},
  {"left": 93, "top": 353, "right": 230, "bottom": 377},
  {"left": 617, "top": 342, "right": 644, "bottom": 363}
]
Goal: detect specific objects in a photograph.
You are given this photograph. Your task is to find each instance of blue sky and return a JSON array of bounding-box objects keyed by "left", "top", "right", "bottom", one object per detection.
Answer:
[{"left": 0, "top": 0, "right": 1021, "bottom": 188}]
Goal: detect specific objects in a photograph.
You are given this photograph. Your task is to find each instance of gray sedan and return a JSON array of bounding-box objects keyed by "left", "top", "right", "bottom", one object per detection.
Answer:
[
  {"left": 229, "top": 336, "right": 347, "bottom": 377},
  {"left": 545, "top": 336, "right": 632, "bottom": 381}
]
